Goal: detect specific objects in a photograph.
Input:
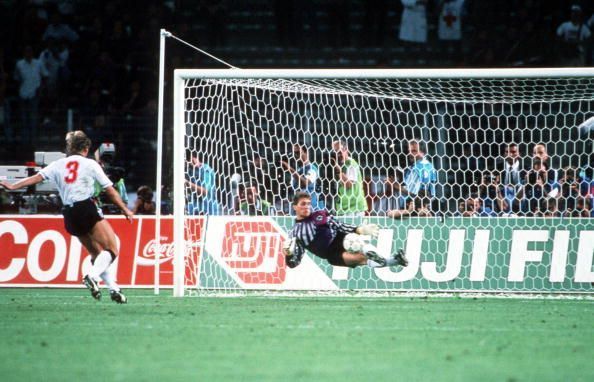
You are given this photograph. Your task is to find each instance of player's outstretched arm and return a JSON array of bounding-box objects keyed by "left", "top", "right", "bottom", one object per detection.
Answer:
[
  {"left": 283, "top": 237, "right": 304, "bottom": 268},
  {"left": 104, "top": 186, "right": 134, "bottom": 221},
  {"left": 0, "top": 174, "right": 44, "bottom": 191}
]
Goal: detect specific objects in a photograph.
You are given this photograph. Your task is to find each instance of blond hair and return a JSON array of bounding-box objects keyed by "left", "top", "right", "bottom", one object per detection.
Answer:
[{"left": 65, "top": 130, "right": 91, "bottom": 155}]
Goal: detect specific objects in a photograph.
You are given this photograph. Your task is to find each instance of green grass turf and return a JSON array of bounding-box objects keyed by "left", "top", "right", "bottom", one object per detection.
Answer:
[{"left": 0, "top": 289, "right": 592, "bottom": 382}]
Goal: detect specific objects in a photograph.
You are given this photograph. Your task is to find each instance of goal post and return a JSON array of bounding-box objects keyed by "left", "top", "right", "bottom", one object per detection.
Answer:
[{"left": 172, "top": 68, "right": 594, "bottom": 297}]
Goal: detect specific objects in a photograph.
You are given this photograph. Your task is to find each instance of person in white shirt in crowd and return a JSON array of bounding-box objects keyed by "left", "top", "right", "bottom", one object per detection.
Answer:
[
  {"left": 0, "top": 131, "right": 133, "bottom": 304},
  {"left": 556, "top": 5, "right": 591, "bottom": 66},
  {"left": 399, "top": 0, "right": 428, "bottom": 44},
  {"left": 14, "top": 45, "right": 47, "bottom": 145},
  {"left": 39, "top": 38, "right": 69, "bottom": 100},
  {"left": 437, "top": 0, "right": 465, "bottom": 60}
]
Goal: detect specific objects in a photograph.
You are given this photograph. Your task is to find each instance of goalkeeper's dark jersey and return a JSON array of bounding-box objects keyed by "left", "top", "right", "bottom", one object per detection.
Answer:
[{"left": 286, "top": 210, "right": 357, "bottom": 268}]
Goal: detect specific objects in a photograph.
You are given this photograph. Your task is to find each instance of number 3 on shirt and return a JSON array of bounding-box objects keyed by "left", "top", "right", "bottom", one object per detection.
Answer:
[{"left": 64, "top": 161, "right": 79, "bottom": 183}]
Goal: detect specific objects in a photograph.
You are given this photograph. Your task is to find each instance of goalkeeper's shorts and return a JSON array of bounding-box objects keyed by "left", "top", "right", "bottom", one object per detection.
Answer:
[
  {"left": 322, "top": 231, "right": 348, "bottom": 267},
  {"left": 62, "top": 198, "right": 104, "bottom": 236}
]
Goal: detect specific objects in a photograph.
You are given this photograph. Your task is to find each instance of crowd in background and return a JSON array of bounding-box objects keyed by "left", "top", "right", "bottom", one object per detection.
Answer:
[
  {"left": 186, "top": 138, "right": 593, "bottom": 218},
  {"left": 0, "top": 0, "right": 593, "bottom": 216}
]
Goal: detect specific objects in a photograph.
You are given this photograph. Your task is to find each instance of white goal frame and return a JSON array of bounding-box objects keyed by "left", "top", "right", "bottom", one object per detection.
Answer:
[{"left": 170, "top": 68, "right": 594, "bottom": 297}]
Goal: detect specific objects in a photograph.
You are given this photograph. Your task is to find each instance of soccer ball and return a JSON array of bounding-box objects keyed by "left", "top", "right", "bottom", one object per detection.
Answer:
[{"left": 342, "top": 233, "right": 366, "bottom": 253}]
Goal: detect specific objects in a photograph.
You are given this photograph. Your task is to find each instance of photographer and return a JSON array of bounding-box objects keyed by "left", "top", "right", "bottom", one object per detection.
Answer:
[
  {"left": 237, "top": 183, "right": 274, "bottom": 216},
  {"left": 93, "top": 142, "right": 128, "bottom": 214},
  {"left": 132, "top": 185, "right": 156, "bottom": 215}
]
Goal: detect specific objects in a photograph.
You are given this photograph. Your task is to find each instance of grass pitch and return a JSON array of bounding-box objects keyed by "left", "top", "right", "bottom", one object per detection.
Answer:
[{"left": 0, "top": 289, "right": 592, "bottom": 382}]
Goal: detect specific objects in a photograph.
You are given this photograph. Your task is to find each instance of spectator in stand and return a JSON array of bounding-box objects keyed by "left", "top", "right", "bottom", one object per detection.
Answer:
[
  {"left": 573, "top": 195, "right": 593, "bottom": 218},
  {"left": 437, "top": 0, "right": 465, "bottom": 61},
  {"left": 121, "top": 80, "right": 147, "bottom": 114},
  {"left": 14, "top": 45, "right": 47, "bottom": 146},
  {"left": 42, "top": 10, "right": 79, "bottom": 43},
  {"left": 185, "top": 152, "right": 220, "bottom": 215},
  {"left": 478, "top": 171, "right": 503, "bottom": 214},
  {"left": 331, "top": 140, "right": 367, "bottom": 216},
  {"left": 500, "top": 143, "right": 528, "bottom": 213},
  {"left": 556, "top": 5, "right": 591, "bottom": 66},
  {"left": 494, "top": 183, "right": 514, "bottom": 217},
  {"left": 132, "top": 185, "right": 156, "bottom": 215},
  {"left": 378, "top": 168, "right": 401, "bottom": 214},
  {"left": 532, "top": 143, "right": 559, "bottom": 192},
  {"left": 517, "top": 157, "right": 552, "bottom": 216},
  {"left": 455, "top": 194, "right": 497, "bottom": 217},
  {"left": 557, "top": 166, "right": 590, "bottom": 216},
  {"left": 541, "top": 197, "right": 562, "bottom": 218},
  {"left": 238, "top": 184, "right": 274, "bottom": 216},
  {"left": 399, "top": 0, "right": 428, "bottom": 44},
  {"left": 364, "top": 171, "right": 388, "bottom": 216},
  {"left": 281, "top": 143, "right": 323, "bottom": 213},
  {"left": 501, "top": 143, "right": 527, "bottom": 188},
  {"left": 106, "top": 19, "right": 131, "bottom": 63},
  {"left": 39, "top": 38, "right": 69, "bottom": 102},
  {"left": 559, "top": 166, "right": 589, "bottom": 197},
  {"left": 388, "top": 190, "right": 433, "bottom": 219},
  {"left": 247, "top": 152, "right": 284, "bottom": 211},
  {"left": 85, "top": 51, "right": 116, "bottom": 108}
]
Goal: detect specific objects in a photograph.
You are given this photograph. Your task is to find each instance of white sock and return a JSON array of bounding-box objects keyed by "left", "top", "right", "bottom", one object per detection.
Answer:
[
  {"left": 367, "top": 259, "right": 384, "bottom": 268},
  {"left": 384, "top": 256, "right": 398, "bottom": 266},
  {"left": 363, "top": 244, "right": 396, "bottom": 267},
  {"left": 88, "top": 251, "right": 113, "bottom": 282},
  {"left": 100, "top": 264, "right": 119, "bottom": 292}
]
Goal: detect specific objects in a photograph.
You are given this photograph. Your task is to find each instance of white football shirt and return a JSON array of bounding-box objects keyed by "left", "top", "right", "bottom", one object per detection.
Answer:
[{"left": 39, "top": 155, "right": 112, "bottom": 206}]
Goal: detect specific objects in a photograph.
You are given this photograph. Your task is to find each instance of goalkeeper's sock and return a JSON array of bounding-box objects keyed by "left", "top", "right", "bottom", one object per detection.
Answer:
[
  {"left": 100, "top": 265, "right": 120, "bottom": 292},
  {"left": 367, "top": 259, "right": 384, "bottom": 268},
  {"left": 88, "top": 251, "right": 113, "bottom": 282},
  {"left": 362, "top": 244, "right": 388, "bottom": 267},
  {"left": 363, "top": 244, "right": 399, "bottom": 267}
]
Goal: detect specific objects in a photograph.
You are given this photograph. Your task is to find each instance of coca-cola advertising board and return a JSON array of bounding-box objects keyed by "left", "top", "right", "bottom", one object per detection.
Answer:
[{"left": 0, "top": 216, "right": 204, "bottom": 288}]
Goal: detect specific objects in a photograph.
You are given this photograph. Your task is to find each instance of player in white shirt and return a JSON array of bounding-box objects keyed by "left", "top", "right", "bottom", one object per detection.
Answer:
[{"left": 0, "top": 131, "right": 133, "bottom": 303}]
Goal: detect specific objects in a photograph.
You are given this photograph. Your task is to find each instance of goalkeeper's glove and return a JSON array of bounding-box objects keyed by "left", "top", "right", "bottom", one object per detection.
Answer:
[
  {"left": 282, "top": 238, "right": 296, "bottom": 257},
  {"left": 356, "top": 223, "right": 379, "bottom": 239}
]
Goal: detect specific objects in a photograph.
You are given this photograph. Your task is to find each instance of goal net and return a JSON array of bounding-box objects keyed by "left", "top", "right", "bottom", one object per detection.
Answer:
[{"left": 172, "top": 69, "right": 594, "bottom": 297}]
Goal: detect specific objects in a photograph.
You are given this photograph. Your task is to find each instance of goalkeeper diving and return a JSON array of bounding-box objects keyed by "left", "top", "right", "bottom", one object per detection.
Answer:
[{"left": 283, "top": 191, "right": 408, "bottom": 269}]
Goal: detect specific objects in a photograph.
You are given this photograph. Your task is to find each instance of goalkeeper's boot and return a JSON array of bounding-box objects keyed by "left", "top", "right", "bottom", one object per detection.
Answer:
[
  {"left": 393, "top": 249, "right": 409, "bottom": 267},
  {"left": 83, "top": 275, "right": 101, "bottom": 300},
  {"left": 110, "top": 290, "right": 128, "bottom": 304},
  {"left": 364, "top": 249, "right": 387, "bottom": 267}
]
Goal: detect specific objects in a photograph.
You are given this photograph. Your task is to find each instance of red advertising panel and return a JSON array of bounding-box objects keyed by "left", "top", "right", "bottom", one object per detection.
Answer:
[
  {"left": 0, "top": 216, "right": 204, "bottom": 288},
  {"left": 220, "top": 220, "right": 286, "bottom": 285}
]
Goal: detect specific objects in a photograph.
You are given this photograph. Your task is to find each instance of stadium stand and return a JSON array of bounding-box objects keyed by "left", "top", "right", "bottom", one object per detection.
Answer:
[{"left": 0, "top": 0, "right": 591, "bottom": 213}]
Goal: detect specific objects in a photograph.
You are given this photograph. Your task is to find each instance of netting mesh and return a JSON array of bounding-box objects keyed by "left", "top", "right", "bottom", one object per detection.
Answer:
[{"left": 179, "top": 74, "right": 594, "bottom": 295}]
